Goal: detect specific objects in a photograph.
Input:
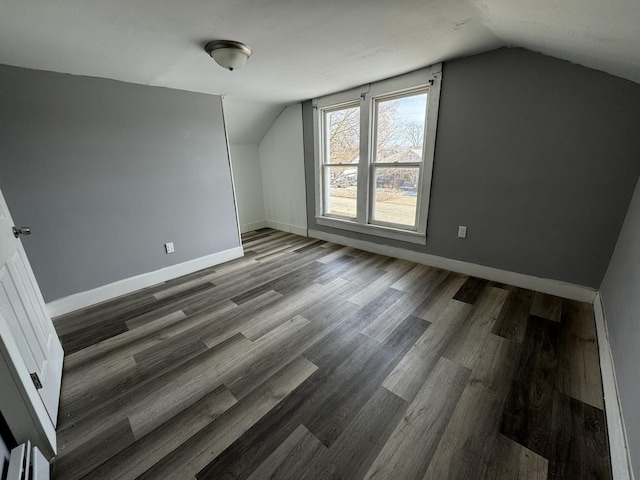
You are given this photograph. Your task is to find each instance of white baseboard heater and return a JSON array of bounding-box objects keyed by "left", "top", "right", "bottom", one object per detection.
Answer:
[{"left": 6, "top": 441, "right": 49, "bottom": 480}]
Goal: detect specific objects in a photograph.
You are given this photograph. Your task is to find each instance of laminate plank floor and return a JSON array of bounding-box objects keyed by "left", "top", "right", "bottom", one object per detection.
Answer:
[{"left": 52, "top": 229, "right": 613, "bottom": 480}]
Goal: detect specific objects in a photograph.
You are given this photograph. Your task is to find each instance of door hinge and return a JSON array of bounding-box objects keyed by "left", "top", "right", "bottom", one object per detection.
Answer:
[{"left": 30, "top": 372, "right": 43, "bottom": 389}]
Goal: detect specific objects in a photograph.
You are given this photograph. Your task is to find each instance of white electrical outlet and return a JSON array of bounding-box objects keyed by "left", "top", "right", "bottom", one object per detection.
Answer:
[
  {"left": 458, "top": 226, "right": 467, "bottom": 238},
  {"left": 165, "top": 242, "right": 175, "bottom": 254}
]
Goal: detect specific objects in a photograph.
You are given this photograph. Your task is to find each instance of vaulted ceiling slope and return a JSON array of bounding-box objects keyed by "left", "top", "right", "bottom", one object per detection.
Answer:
[{"left": 1, "top": 0, "right": 639, "bottom": 143}]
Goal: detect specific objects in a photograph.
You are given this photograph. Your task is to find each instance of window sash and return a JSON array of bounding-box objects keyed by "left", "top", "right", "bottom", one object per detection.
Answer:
[
  {"left": 322, "top": 164, "right": 358, "bottom": 220},
  {"left": 321, "top": 102, "right": 361, "bottom": 166},
  {"left": 369, "top": 165, "right": 422, "bottom": 230},
  {"left": 371, "top": 87, "right": 429, "bottom": 166}
]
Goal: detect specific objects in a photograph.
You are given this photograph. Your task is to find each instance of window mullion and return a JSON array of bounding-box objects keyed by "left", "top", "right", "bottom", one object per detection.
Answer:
[
  {"left": 321, "top": 164, "right": 330, "bottom": 214},
  {"left": 356, "top": 92, "right": 370, "bottom": 224}
]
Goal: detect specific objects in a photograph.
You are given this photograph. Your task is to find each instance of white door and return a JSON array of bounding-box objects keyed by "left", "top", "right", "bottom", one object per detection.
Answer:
[{"left": 0, "top": 187, "right": 63, "bottom": 427}]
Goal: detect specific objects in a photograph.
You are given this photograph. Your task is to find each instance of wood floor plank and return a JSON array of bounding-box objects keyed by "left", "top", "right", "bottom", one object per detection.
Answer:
[
  {"left": 63, "top": 310, "right": 187, "bottom": 370},
  {"left": 241, "top": 228, "right": 272, "bottom": 239},
  {"left": 530, "top": 292, "right": 563, "bottom": 322},
  {"left": 220, "top": 315, "right": 311, "bottom": 399},
  {"left": 316, "top": 245, "right": 356, "bottom": 265},
  {"left": 58, "top": 299, "right": 250, "bottom": 423},
  {"left": 239, "top": 279, "right": 339, "bottom": 341},
  {"left": 302, "top": 287, "right": 406, "bottom": 370},
  {"left": 442, "top": 286, "right": 509, "bottom": 370},
  {"left": 59, "top": 317, "right": 129, "bottom": 356},
  {"left": 411, "top": 272, "right": 467, "bottom": 322},
  {"left": 382, "top": 299, "right": 472, "bottom": 402},
  {"left": 492, "top": 288, "right": 534, "bottom": 343},
  {"left": 63, "top": 301, "right": 229, "bottom": 379},
  {"left": 314, "top": 255, "right": 359, "bottom": 285},
  {"left": 139, "top": 356, "right": 318, "bottom": 479},
  {"left": 195, "top": 310, "right": 419, "bottom": 480},
  {"left": 423, "top": 334, "right": 520, "bottom": 479},
  {"left": 453, "top": 276, "right": 489, "bottom": 304},
  {"left": 364, "top": 357, "right": 471, "bottom": 480},
  {"left": 193, "top": 246, "right": 333, "bottom": 307},
  {"left": 152, "top": 271, "right": 219, "bottom": 300},
  {"left": 335, "top": 252, "right": 389, "bottom": 283},
  {"left": 304, "top": 387, "right": 407, "bottom": 480},
  {"left": 500, "top": 315, "right": 561, "bottom": 458},
  {"left": 251, "top": 239, "right": 306, "bottom": 261},
  {"left": 348, "top": 260, "right": 414, "bottom": 307},
  {"left": 124, "top": 293, "right": 235, "bottom": 330},
  {"left": 60, "top": 282, "right": 220, "bottom": 351},
  {"left": 127, "top": 336, "right": 261, "bottom": 439},
  {"left": 52, "top": 418, "right": 136, "bottom": 480},
  {"left": 360, "top": 295, "right": 418, "bottom": 343},
  {"left": 185, "top": 289, "right": 283, "bottom": 349},
  {"left": 293, "top": 239, "right": 326, "bottom": 253},
  {"left": 53, "top": 289, "right": 160, "bottom": 337},
  {"left": 246, "top": 425, "right": 327, "bottom": 480},
  {"left": 242, "top": 232, "right": 274, "bottom": 244},
  {"left": 59, "top": 354, "right": 138, "bottom": 422},
  {"left": 391, "top": 264, "right": 434, "bottom": 292},
  {"left": 83, "top": 386, "right": 237, "bottom": 480},
  {"left": 160, "top": 264, "right": 218, "bottom": 287},
  {"left": 220, "top": 293, "right": 364, "bottom": 404},
  {"left": 484, "top": 434, "right": 548, "bottom": 480},
  {"left": 303, "top": 314, "right": 427, "bottom": 448},
  {"left": 241, "top": 277, "right": 352, "bottom": 341},
  {"left": 361, "top": 269, "right": 448, "bottom": 343},
  {"left": 133, "top": 337, "right": 208, "bottom": 375},
  {"left": 56, "top": 333, "right": 253, "bottom": 456},
  {"left": 229, "top": 261, "right": 329, "bottom": 304},
  {"left": 547, "top": 391, "right": 612, "bottom": 479},
  {"left": 556, "top": 300, "right": 604, "bottom": 409}
]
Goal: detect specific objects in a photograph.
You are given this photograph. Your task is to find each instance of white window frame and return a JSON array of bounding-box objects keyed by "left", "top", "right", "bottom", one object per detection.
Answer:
[{"left": 312, "top": 64, "right": 442, "bottom": 245}]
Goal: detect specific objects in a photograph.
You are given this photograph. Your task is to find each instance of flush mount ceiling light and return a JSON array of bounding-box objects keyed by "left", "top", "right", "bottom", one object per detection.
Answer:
[{"left": 205, "top": 40, "right": 252, "bottom": 71}]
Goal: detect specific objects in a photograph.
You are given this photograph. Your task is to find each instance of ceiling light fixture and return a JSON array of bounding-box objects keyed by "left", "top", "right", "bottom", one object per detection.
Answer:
[{"left": 205, "top": 40, "right": 253, "bottom": 71}]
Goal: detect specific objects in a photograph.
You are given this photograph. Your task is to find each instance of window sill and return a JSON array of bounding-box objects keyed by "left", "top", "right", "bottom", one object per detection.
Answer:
[{"left": 315, "top": 216, "right": 427, "bottom": 245}]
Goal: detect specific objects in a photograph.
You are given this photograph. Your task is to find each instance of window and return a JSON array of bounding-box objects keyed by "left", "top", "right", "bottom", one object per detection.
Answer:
[{"left": 313, "top": 65, "right": 442, "bottom": 244}]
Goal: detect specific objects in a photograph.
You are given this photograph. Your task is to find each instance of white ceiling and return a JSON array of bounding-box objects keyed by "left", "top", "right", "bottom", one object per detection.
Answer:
[{"left": 1, "top": 0, "right": 639, "bottom": 144}]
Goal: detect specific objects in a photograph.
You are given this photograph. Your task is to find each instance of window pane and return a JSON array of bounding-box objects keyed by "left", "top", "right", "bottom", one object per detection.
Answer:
[
  {"left": 326, "top": 166, "right": 357, "bottom": 218},
  {"left": 374, "top": 92, "right": 427, "bottom": 164},
  {"left": 372, "top": 167, "right": 419, "bottom": 227},
  {"left": 325, "top": 106, "right": 360, "bottom": 164}
]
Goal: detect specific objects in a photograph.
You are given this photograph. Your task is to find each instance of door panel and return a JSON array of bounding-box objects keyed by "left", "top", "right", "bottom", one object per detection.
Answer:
[
  {"left": 14, "top": 252, "right": 52, "bottom": 347},
  {"left": 0, "top": 187, "right": 63, "bottom": 427},
  {"left": 0, "top": 267, "right": 43, "bottom": 369}
]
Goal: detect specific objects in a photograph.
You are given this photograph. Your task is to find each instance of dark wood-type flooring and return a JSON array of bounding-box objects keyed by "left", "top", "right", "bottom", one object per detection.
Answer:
[{"left": 51, "top": 229, "right": 613, "bottom": 479}]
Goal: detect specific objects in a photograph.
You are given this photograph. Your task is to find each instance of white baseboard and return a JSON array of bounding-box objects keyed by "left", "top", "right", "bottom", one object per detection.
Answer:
[
  {"left": 308, "top": 229, "right": 596, "bottom": 302},
  {"left": 594, "top": 293, "right": 635, "bottom": 480},
  {"left": 266, "top": 220, "right": 308, "bottom": 237},
  {"left": 46, "top": 246, "right": 244, "bottom": 317},
  {"left": 241, "top": 220, "right": 267, "bottom": 233}
]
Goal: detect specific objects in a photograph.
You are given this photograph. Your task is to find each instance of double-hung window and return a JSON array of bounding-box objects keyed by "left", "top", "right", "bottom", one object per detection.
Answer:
[{"left": 313, "top": 64, "right": 442, "bottom": 244}]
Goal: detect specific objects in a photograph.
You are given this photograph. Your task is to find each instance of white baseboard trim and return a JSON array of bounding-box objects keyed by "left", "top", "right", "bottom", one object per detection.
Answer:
[
  {"left": 308, "top": 229, "right": 596, "bottom": 302},
  {"left": 266, "top": 220, "right": 308, "bottom": 237},
  {"left": 241, "top": 220, "right": 267, "bottom": 233},
  {"left": 46, "top": 246, "right": 244, "bottom": 317},
  {"left": 594, "top": 293, "right": 634, "bottom": 480}
]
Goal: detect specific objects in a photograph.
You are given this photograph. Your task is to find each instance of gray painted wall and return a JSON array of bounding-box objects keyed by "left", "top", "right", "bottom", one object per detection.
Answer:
[
  {"left": 600, "top": 177, "right": 640, "bottom": 477},
  {"left": 303, "top": 48, "right": 640, "bottom": 288},
  {"left": 0, "top": 64, "right": 240, "bottom": 302}
]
